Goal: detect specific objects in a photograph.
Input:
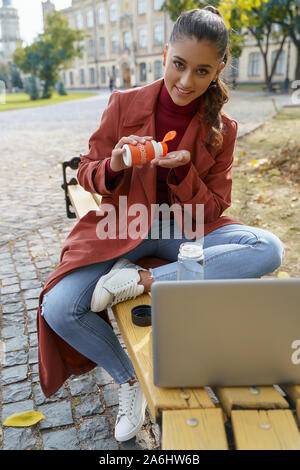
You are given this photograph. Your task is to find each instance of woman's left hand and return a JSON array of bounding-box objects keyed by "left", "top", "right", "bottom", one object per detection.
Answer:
[{"left": 150, "top": 150, "right": 191, "bottom": 169}]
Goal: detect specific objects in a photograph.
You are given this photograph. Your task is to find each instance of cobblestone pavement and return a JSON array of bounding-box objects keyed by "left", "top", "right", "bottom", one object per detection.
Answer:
[{"left": 0, "top": 88, "right": 291, "bottom": 450}]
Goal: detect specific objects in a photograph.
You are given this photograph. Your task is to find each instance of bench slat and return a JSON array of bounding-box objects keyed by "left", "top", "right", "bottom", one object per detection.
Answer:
[
  {"left": 91, "top": 193, "right": 102, "bottom": 207},
  {"left": 112, "top": 294, "right": 215, "bottom": 422},
  {"left": 231, "top": 409, "right": 300, "bottom": 450},
  {"left": 162, "top": 409, "right": 229, "bottom": 450},
  {"left": 214, "top": 386, "right": 289, "bottom": 417},
  {"left": 68, "top": 184, "right": 99, "bottom": 219}
]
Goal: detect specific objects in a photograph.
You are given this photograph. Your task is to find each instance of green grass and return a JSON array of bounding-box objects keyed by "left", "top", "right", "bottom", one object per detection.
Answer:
[
  {"left": 0, "top": 91, "right": 98, "bottom": 112},
  {"left": 235, "top": 84, "right": 265, "bottom": 92}
]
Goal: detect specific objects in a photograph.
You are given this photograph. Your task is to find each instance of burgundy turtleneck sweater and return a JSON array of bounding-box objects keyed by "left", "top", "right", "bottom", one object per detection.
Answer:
[{"left": 105, "top": 82, "right": 201, "bottom": 205}]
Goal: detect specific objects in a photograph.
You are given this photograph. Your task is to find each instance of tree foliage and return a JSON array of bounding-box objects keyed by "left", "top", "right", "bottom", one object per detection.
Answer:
[
  {"left": 161, "top": 0, "right": 250, "bottom": 59},
  {"left": 220, "top": 0, "right": 300, "bottom": 80},
  {"left": 13, "top": 11, "right": 85, "bottom": 99}
]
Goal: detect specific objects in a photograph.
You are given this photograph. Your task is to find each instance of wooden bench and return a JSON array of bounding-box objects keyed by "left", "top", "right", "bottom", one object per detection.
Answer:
[{"left": 61, "top": 156, "right": 300, "bottom": 450}]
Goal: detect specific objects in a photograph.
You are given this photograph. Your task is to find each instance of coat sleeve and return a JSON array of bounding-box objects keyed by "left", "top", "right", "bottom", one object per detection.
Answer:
[
  {"left": 167, "top": 119, "right": 238, "bottom": 224},
  {"left": 77, "top": 90, "right": 126, "bottom": 195}
]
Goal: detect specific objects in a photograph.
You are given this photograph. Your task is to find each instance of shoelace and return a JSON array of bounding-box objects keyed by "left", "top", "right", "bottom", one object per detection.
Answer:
[
  {"left": 117, "top": 384, "right": 138, "bottom": 421},
  {"left": 109, "top": 282, "right": 141, "bottom": 307}
]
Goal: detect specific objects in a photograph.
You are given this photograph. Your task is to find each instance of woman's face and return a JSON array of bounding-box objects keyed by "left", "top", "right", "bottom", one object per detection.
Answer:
[{"left": 163, "top": 36, "right": 225, "bottom": 106}]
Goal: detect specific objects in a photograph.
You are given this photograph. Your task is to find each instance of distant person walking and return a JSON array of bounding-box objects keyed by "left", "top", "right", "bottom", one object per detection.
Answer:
[{"left": 109, "top": 76, "right": 114, "bottom": 93}]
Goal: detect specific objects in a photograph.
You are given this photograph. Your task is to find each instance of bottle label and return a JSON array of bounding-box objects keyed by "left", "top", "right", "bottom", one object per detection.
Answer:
[{"left": 128, "top": 140, "right": 155, "bottom": 165}]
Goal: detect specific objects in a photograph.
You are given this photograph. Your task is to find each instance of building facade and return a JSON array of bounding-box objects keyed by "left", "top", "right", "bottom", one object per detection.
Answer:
[
  {"left": 0, "top": 0, "right": 21, "bottom": 65},
  {"left": 51, "top": 0, "right": 173, "bottom": 90},
  {"left": 44, "top": 1, "right": 297, "bottom": 90},
  {"left": 225, "top": 30, "right": 297, "bottom": 87}
]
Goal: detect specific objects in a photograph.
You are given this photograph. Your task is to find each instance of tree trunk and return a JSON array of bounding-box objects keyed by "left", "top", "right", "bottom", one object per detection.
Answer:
[
  {"left": 262, "top": 53, "right": 271, "bottom": 90},
  {"left": 42, "top": 80, "right": 52, "bottom": 99},
  {"left": 295, "top": 46, "right": 300, "bottom": 81}
]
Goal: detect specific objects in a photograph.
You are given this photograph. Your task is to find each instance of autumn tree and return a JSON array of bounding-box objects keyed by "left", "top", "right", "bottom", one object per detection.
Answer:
[
  {"left": 221, "top": 1, "right": 289, "bottom": 89},
  {"left": 13, "top": 11, "right": 85, "bottom": 99},
  {"left": 221, "top": 0, "right": 300, "bottom": 80}
]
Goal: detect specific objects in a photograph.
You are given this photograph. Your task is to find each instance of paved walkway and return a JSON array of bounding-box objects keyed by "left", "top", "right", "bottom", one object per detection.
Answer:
[{"left": 0, "top": 88, "right": 291, "bottom": 450}]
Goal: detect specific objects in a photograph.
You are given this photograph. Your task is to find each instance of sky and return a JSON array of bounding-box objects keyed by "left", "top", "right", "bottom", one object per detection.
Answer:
[{"left": 11, "top": 0, "right": 72, "bottom": 46}]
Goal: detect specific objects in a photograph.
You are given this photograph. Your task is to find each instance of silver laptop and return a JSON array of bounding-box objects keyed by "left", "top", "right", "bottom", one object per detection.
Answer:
[{"left": 151, "top": 278, "right": 300, "bottom": 387}]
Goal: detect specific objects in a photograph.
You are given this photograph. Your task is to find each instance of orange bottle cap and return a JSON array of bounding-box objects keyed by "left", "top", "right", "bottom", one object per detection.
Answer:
[{"left": 162, "top": 130, "right": 177, "bottom": 142}]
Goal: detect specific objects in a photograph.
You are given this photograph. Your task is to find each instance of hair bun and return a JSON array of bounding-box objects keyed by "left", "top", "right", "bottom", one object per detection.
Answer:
[{"left": 203, "top": 5, "right": 222, "bottom": 17}]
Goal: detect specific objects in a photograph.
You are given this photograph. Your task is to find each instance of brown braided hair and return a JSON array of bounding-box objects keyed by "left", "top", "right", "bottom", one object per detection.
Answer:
[{"left": 169, "top": 6, "right": 230, "bottom": 149}]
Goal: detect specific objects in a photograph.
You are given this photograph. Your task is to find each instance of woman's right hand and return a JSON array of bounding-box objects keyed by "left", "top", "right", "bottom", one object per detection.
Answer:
[{"left": 110, "top": 135, "right": 153, "bottom": 172}]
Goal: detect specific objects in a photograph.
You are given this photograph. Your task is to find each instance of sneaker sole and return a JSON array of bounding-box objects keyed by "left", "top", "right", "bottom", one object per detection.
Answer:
[
  {"left": 91, "top": 258, "right": 129, "bottom": 311},
  {"left": 115, "top": 400, "right": 147, "bottom": 442}
]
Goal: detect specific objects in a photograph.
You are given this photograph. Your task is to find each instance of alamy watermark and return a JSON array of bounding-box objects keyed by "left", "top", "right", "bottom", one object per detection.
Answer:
[
  {"left": 291, "top": 80, "right": 300, "bottom": 105},
  {"left": 95, "top": 197, "right": 204, "bottom": 242},
  {"left": 0, "top": 80, "right": 6, "bottom": 104},
  {"left": 291, "top": 340, "right": 300, "bottom": 365}
]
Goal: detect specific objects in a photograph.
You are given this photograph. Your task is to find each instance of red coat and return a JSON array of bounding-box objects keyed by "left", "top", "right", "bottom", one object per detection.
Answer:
[{"left": 37, "top": 78, "right": 244, "bottom": 397}]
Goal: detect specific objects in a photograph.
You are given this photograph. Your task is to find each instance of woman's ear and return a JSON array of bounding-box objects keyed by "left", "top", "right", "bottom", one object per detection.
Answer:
[{"left": 214, "top": 61, "right": 226, "bottom": 81}]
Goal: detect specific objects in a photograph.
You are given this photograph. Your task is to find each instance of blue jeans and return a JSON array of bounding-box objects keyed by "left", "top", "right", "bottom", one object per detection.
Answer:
[{"left": 41, "top": 221, "right": 285, "bottom": 385}]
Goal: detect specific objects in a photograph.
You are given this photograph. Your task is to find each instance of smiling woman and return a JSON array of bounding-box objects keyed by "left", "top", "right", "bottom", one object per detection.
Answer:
[
  {"left": 37, "top": 4, "right": 285, "bottom": 447},
  {"left": 163, "top": 6, "right": 230, "bottom": 149}
]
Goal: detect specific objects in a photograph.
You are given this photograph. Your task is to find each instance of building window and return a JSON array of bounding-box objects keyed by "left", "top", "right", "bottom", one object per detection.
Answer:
[
  {"left": 154, "top": 0, "right": 164, "bottom": 10},
  {"left": 111, "top": 34, "right": 118, "bottom": 53},
  {"left": 80, "top": 69, "right": 85, "bottom": 85},
  {"left": 98, "top": 6, "right": 106, "bottom": 24},
  {"left": 110, "top": 3, "right": 117, "bottom": 22},
  {"left": 271, "top": 50, "right": 285, "bottom": 75},
  {"left": 154, "top": 24, "right": 164, "bottom": 46},
  {"left": 154, "top": 60, "right": 163, "bottom": 79},
  {"left": 138, "top": 0, "right": 146, "bottom": 14},
  {"left": 62, "top": 72, "right": 66, "bottom": 84},
  {"left": 248, "top": 52, "right": 261, "bottom": 76},
  {"left": 139, "top": 28, "right": 147, "bottom": 48},
  {"left": 87, "top": 10, "right": 94, "bottom": 28},
  {"left": 139, "top": 62, "right": 147, "bottom": 81},
  {"left": 76, "top": 13, "right": 83, "bottom": 29},
  {"left": 123, "top": 31, "right": 131, "bottom": 50},
  {"left": 88, "top": 39, "right": 95, "bottom": 56},
  {"left": 99, "top": 37, "right": 105, "bottom": 54},
  {"left": 90, "top": 68, "right": 95, "bottom": 84},
  {"left": 69, "top": 71, "right": 74, "bottom": 85},
  {"left": 100, "top": 66, "right": 106, "bottom": 84}
]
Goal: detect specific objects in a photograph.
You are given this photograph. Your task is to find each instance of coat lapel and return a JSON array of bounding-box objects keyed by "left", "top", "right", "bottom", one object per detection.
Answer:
[{"left": 177, "top": 113, "right": 216, "bottom": 175}]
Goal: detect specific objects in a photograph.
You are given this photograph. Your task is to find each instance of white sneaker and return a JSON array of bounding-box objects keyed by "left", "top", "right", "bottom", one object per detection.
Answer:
[
  {"left": 115, "top": 381, "right": 147, "bottom": 442},
  {"left": 91, "top": 258, "right": 148, "bottom": 312}
]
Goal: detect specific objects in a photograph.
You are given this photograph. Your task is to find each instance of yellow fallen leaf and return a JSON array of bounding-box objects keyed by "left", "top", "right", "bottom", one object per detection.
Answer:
[
  {"left": 3, "top": 411, "right": 46, "bottom": 427},
  {"left": 268, "top": 169, "right": 281, "bottom": 176},
  {"left": 277, "top": 271, "right": 290, "bottom": 278}
]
